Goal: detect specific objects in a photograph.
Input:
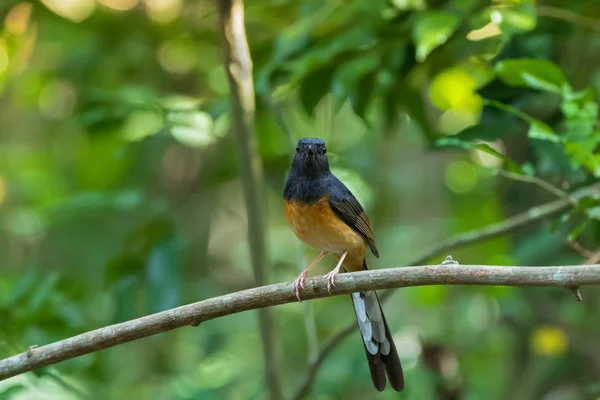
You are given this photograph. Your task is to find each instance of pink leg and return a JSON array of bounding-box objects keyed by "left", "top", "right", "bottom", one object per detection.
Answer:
[
  {"left": 325, "top": 251, "right": 348, "bottom": 293},
  {"left": 293, "top": 251, "right": 327, "bottom": 301}
]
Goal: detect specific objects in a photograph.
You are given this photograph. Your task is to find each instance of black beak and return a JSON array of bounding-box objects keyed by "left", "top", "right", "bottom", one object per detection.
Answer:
[{"left": 307, "top": 145, "right": 316, "bottom": 156}]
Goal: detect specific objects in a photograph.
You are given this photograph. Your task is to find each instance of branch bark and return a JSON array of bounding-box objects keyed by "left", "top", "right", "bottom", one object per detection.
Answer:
[
  {"left": 1, "top": 264, "right": 599, "bottom": 382},
  {"left": 217, "top": 1, "right": 285, "bottom": 398}
]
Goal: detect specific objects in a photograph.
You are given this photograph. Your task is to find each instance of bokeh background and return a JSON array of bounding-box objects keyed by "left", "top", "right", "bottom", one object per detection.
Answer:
[{"left": 1, "top": 0, "right": 600, "bottom": 399}]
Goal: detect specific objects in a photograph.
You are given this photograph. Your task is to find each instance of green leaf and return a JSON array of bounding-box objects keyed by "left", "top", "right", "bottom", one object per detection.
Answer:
[
  {"left": 562, "top": 87, "right": 598, "bottom": 141},
  {"left": 0, "top": 384, "right": 26, "bottom": 398},
  {"left": 105, "top": 254, "right": 146, "bottom": 285},
  {"left": 147, "top": 236, "right": 182, "bottom": 313},
  {"left": 398, "top": 83, "right": 438, "bottom": 141},
  {"left": 299, "top": 66, "right": 335, "bottom": 115},
  {"left": 568, "top": 220, "right": 590, "bottom": 242},
  {"left": 494, "top": 59, "right": 566, "bottom": 93},
  {"left": 588, "top": 206, "right": 600, "bottom": 219},
  {"left": 435, "top": 137, "right": 521, "bottom": 171},
  {"left": 26, "top": 272, "right": 59, "bottom": 315},
  {"left": 413, "top": 11, "right": 460, "bottom": 62},
  {"left": 491, "top": 1, "right": 537, "bottom": 35},
  {"left": 331, "top": 55, "right": 379, "bottom": 102},
  {"left": 121, "top": 109, "right": 164, "bottom": 142},
  {"left": 167, "top": 111, "right": 217, "bottom": 148},
  {"left": 485, "top": 100, "right": 561, "bottom": 143},
  {"left": 565, "top": 141, "right": 600, "bottom": 176},
  {"left": 528, "top": 121, "right": 560, "bottom": 143},
  {"left": 350, "top": 72, "right": 375, "bottom": 121}
]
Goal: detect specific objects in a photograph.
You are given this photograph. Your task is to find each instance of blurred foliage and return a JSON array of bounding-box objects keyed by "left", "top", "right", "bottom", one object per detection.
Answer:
[{"left": 0, "top": 0, "right": 600, "bottom": 399}]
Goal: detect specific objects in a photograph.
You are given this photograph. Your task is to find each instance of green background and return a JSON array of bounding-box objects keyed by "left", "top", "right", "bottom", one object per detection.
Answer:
[{"left": 1, "top": 0, "right": 600, "bottom": 399}]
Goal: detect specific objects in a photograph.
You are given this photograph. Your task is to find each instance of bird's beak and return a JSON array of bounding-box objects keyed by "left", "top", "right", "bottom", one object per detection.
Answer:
[{"left": 307, "top": 145, "right": 315, "bottom": 156}]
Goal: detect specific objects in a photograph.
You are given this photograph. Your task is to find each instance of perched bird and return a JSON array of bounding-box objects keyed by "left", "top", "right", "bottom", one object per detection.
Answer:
[{"left": 283, "top": 137, "right": 404, "bottom": 392}]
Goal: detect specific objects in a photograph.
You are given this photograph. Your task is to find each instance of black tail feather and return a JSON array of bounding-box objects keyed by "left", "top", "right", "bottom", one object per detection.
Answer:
[{"left": 350, "top": 289, "right": 404, "bottom": 392}]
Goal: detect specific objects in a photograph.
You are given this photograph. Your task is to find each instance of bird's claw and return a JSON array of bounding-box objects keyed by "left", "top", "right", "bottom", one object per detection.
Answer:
[
  {"left": 325, "top": 270, "right": 338, "bottom": 293},
  {"left": 292, "top": 272, "right": 308, "bottom": 302}
]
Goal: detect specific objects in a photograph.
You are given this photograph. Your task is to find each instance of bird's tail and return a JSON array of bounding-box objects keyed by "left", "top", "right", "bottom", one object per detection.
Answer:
[{"left": 350, "top": 262, "right": 404, "bottom": 392}]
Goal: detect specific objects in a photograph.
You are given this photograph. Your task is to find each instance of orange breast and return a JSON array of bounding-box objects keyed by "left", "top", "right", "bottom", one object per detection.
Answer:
[{"left": 284, "top": 198, "right": 367, "bottom": 272}]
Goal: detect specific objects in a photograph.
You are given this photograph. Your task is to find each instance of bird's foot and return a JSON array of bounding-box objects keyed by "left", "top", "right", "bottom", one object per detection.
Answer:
[
  {"left": 292, "top": 270, "right": 309, "bottom": 302},
  {"left": 325, "top": 251, "right": 348, "bottom": 293},
  {"left": 325, "top": 268, "right": 340, "bottom": 293},
  {"left": 291, "top": 251, "right": 328, "bottom": 302}
]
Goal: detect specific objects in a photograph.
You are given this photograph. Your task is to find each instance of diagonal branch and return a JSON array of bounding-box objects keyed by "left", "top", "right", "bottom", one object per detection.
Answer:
[
  {"left": 293, "top": 182, "right": 600, "bottom": 397},
  {"left": 1, "top": 264, "right": 599, "bottom": 382},
  {"left": 537, "top": 5, "right": 600, "bottom": 31},
  {"left": 496, "top": 170, "right": 578, "bottom": 207},
  {"left": 411, "top": 183, "right": 600, "bottom": 266}
]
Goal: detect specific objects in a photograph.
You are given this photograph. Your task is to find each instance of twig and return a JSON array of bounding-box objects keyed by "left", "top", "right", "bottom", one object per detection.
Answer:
[
  {"left": 293, "top": 323, "right": 356, "bottom": 400},
  {"left": 44, "top": 370, "right": 92, "bottom": 400},
  {"left": 413, "top": 183, "right": 599, "bottom": 266},
  {"left": 569, "top": 286, "right": 583, "bottom": 302},
  {"left": 497, "top": 170, "right": 579, "bottom": 207},
  {"left": 1, "top": 264, "right": 599, "bottom": 382},
  {"left": 217, "top": 1, "right": 285, "bottom": 398},
  {"left": 565, "top": 239, "right": 595, "bottom": 259},
  {"left": 537, "top": 5, "right": 600, "bottom": 31},
  {"left": 293, "top": 183, "right": 600, "bottom": 397},
  {"left": 584, "top": 249, "right": 600, "bottom": 265}
]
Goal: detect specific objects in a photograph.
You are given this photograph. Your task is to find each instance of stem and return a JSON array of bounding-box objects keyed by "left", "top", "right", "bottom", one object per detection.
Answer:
[{"left": 217, "top": 1, "right": 285, "bottom": 398}]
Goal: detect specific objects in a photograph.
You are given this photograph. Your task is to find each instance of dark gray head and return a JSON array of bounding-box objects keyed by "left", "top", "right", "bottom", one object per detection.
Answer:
[{"left": 291, "top": 137, "right": 329, "bottom": 178}]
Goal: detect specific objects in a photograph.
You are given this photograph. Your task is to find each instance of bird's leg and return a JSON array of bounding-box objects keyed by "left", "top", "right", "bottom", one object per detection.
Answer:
[
  {"left": 325, "top": 251, "right": 348, "bottom": 293},
  {"left": 293, "top": 251, "right": 327, "bottom": 301}
]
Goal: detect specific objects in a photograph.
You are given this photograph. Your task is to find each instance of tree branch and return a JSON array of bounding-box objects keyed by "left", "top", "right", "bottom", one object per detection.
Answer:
[
  {"left": 496, "top": 170, "right": 578, "bottom": 207},
  {"left": 537, "top": 5, "right": 600, "bottom": 31},
  {"left": 217, "top": 1, "right": 285, "bottom": 398},
  {"left": 411, "top": 183, "right": 600, "bottom": 266},
  {"left": 1, "top": 264, "right": 599, "bottom": 382},
  {"left": 293, "top": 182, "right": 600, "bottom": 397}
]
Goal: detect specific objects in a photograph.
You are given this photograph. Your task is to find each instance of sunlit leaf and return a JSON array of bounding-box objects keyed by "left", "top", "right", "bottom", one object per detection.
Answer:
[
  {"left": 168, "top": 111, "right": 216, "bottom": 148},
  {"left": 562, "top": 87, "right": 598, "bottom": 141},
  {"left": 435, "top": 137, "right": 522, "bottom": 171},
  {"left": 160, "top": 95, "right": 203, "bottom": 111},
  {"left": 121, "top": 109, "right": 164, "bottom": 142},
  {"left": 588, "top": 206, "right": 600, "bottom": 219},
  {"left": 491, "top": 1, "right": 536, "bottom": 35},
  {"left": 413, "top": 11, "right": 460, "bottom": 62},
  {"left": 494, "top": 59, "right": 566, "bottom": 93},
  {"left": 528, "top": 121, "right": 560, "bottom": 143}
]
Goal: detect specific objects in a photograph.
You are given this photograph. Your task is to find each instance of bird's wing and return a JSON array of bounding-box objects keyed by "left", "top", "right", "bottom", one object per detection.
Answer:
[{"left": 328, "top": 177, "right": 379, "bottom": 257}]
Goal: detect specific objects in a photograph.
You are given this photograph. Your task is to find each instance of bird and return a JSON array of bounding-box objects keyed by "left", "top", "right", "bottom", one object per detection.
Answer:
[{"left": 283, "top": 137, "right": 404, "bottom": 392}]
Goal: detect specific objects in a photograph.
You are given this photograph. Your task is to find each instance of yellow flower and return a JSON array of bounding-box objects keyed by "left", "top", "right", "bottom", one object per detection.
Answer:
[{"left": 531, "top": 325, "right": 568, "bottom": 357}]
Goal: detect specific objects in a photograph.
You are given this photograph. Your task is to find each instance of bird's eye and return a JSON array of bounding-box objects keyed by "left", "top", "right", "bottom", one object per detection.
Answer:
[
  {"left": 296, "top": 146, "right": 299, "bottom": 152},
  {"left": 322, "top": 148, "right": 327, "bottom": 155}
]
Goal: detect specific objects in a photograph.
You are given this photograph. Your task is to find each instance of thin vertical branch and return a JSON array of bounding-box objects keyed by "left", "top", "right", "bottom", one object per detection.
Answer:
[{"left": 217, "top": 1, "right": 285, "bottom": 399}]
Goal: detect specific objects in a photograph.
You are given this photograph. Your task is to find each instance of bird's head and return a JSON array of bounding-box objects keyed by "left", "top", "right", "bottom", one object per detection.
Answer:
[{"left": 291, "top": 137, "right": 330, "bottom": 178}]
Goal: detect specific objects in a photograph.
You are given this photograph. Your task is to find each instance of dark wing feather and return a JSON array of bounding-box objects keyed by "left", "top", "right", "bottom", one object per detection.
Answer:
[{"left": 328, "top": 177, "right": 379, "bottom": 257}]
